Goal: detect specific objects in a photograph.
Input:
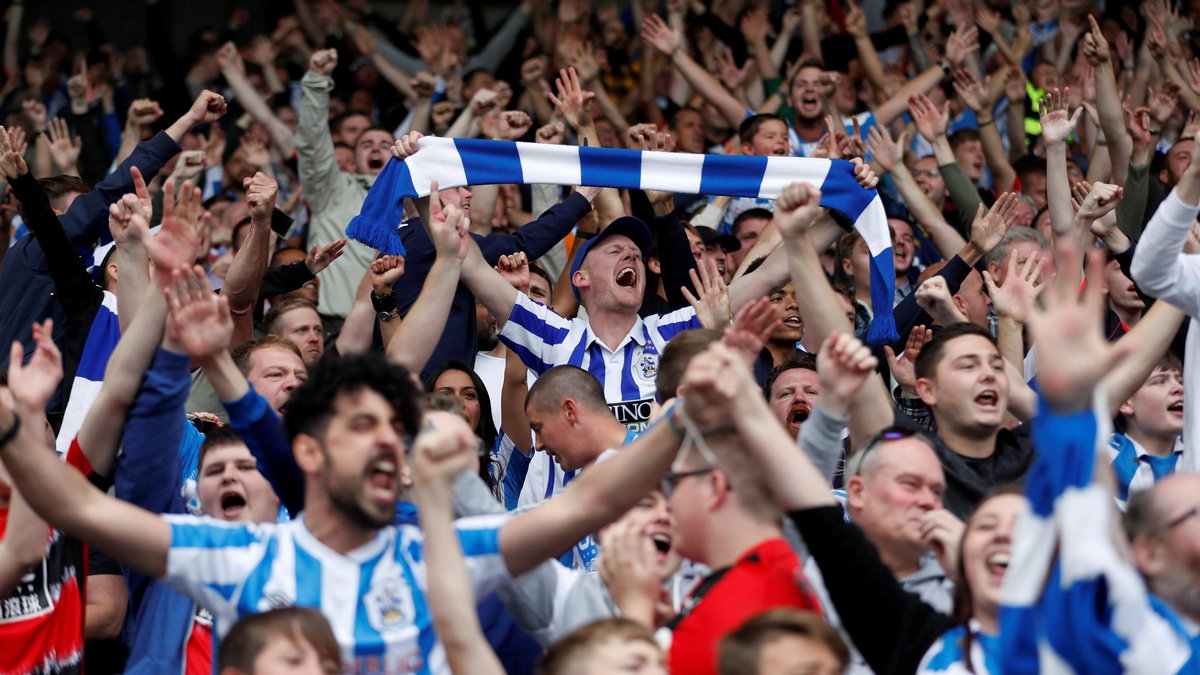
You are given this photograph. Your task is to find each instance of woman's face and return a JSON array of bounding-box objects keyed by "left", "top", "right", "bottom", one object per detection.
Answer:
[
  {"left": 962, "top": 493, "right": 1024, "bottom": 623},
  {"left": 434, "top": 370, "right": 482, "bottom": 434}
]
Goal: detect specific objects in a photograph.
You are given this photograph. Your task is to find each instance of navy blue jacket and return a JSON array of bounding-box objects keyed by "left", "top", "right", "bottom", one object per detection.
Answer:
[
  {"left": 395, "top": 192, "right": 594, "bottom": 380},
  {"left": 0, "top": 131, "right": 181, "bottom": 415}
]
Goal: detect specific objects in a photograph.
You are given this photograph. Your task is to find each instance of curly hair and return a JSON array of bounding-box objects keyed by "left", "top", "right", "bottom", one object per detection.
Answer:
[{"left": 282, "top": 353, "right": 421, "bottom": 443}]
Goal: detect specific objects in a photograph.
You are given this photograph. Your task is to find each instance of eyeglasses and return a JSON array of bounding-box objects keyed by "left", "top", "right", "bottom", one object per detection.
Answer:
[
  {"left": 911, "top": 168, "right": 940, "bottom": 178},
  {"left": 848, "top": 425, "right": 932, "bottom": 476},
  {"left": 661, "top": 467, "right": 716, "bottom": 497},
  {"left": 1164, "top": 505, "right": 1200, "bottom": 531}
]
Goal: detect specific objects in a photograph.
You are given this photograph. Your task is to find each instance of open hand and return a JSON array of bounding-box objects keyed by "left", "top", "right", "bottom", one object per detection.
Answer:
[
  {"left": 307, "top": 238, "right": 347, "bottom": 275},
  {"left": 8, "top": 319, "right": 63, "bottom": 413},
  {"left": 883, "top": 324, "right": 932, "bottom": 394}
]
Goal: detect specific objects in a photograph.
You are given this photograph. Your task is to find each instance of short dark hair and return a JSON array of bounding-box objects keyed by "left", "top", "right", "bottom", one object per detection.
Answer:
[
  {"left": 718, "top": 609, "right": 849, "bottom": 675},
  {"left": 37, "top": 175, "right": 91, "bottom": 211},
  {"left": 668, "top": 106, "right": 702, "bottom": 129},
  {"left": 656, "top": 329, "right": 723, "bottom": 402},
  {"left": 1124, "top": 486, "right": 1167, "bottom": 542},
  {"left": 218, "top": 607, "right": 341, "bottom": 673},
  {"left": 765, "top": 353, "right": 818, "bottom": 399},
  {"left": 733, "top": 208, "right": 773, "bottom": 238},
  {"left": 231, "top": 336, "right": 303, "bottom": 376},
  {"left": 527, "top": 365, "right": 610, "bottom": 415},
  {"left": 283, "top": 353, "right": 422, "bottom": 443},
  {"left": 353, "top": 125, "right": 394, "bottom": 143},
  {"left": 538, "top": 619, "right": 658, "bottom": 675},
  {"left": 914, "top": 322, "right": 997, "bottom": 381},
  {"left": 529, "top": 262, "right": 554, "bottom": 294},
  {"left": 1013, "top": 153, "right": 1048, "bottom": 183},
  {"left": 330, "top": 110, "right": 371, "bottom": 137},
  {"left": 787, "top": 58, "right": 827, "bottom": 88},
  {"left": 738, "top": 114, "right": 786, "bottom": 145},
  {"left": 264, "top": 298, "right": 320, "bottom": 336},
  {"left": 948, "top": 128, "right": 981, "bottom": 151},
  {"left": 197, "top": 426, "right": 245, "bottom": 475}
]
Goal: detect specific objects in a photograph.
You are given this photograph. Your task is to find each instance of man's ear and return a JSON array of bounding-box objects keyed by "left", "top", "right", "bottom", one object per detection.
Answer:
[
  {"left": 562, "top": 398, "right": 579, "bottom": 426},
  {"left": 293, "top": 434, "right": 325, "bottom": 475},
  {"left": 915, "top": 377, "right": 937, "bottom": 406},
  {"left": 707, "top": 469, "right": 732, "bottom": 511},
  {"left": 1131, "top": 535, "right": 1165, "bottom": 579},
  {"left": 845, "top": 475, "right": 867, "bottom": 511},
  {"left": 572, "top": 268, "right": 588, "bottom": 293},
  {"left": 647, "top": 257, "right": 661, "bottom": 275}
]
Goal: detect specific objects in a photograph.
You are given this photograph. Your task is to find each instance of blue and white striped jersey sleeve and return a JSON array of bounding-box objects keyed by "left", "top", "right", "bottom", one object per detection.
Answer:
[
  {"left": 454, "top": 514, "right": 513, "bottom": 600},
  {"left": 647, "top": 306, "right": 701, "bottom": 343},
  {"left": 499, "top": 292, "right": 580, "bottom": 375},
  {"left": 161, "top": 514, "right": 278, "bottom": 619}
]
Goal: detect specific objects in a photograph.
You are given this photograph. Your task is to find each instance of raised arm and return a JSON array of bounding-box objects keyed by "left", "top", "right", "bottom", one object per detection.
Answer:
[
  {"left": 866, "top": 125, "right": 967, "bottom": 258},
  {"left": 411, "top": 421, "right": 506, "bottom": 675},
  {"left": 295, "top": 49, "right": 342, "bottom": 205},
  {"left": 641, "top": 14, "right": 747, "bottom": 130},
  {"left": 1080, "top": 15, "right": 1133, "bottom": 186},
  {"left": 1040, "top": 88, "right": 1087, "bottom": 288},
  {"left": 0, "top": 323, "right": 170, "bottom": 579},
  {"left": 0, "top": 319, "right": 53, "bottom": 595},
  {"left": 954, "top": 68, "right": 1016, "bottom": 192},
  {"left": 216, "top": 42, "right": 295, "bottom": 156},
  {"left": 1130, "top": 141, "right": 1200, "bottom": 316},
  {"left": 222, "top": 173, "right": 279, "bottom": 345},
  {"left": 385, "top": 187, "right": 469, "bottom": 373},
  {"left": 773, "top": 181, "right": 895, "bottom": 447}
]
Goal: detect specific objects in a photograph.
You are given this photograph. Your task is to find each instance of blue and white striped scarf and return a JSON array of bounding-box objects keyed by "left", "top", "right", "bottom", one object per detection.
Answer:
[
  {"left": 347, "top": 137, "right": 898, "bottom": 344},
  {"left": 999, "top": 394, "right": 1199, "bottom": 674},
  {"left": 55, "top": 291, "right": 119, "bottom": 455}
]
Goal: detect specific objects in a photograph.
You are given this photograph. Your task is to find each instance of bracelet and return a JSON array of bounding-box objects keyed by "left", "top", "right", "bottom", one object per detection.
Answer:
[
  {"left": 976, "top": 117, "right": 994, "bottom": 126},
  {"left": 937, "top": 60, "right": 951, "bottom": 75},
  {"left": 575, "top": 230, "right": 598, "bottom": 241},
  {"left": 1149, "top": 128, "right": 1162, "bottom": 135},
  {"left": 0, "top": 412, "right": 21, "bottom": 452}
]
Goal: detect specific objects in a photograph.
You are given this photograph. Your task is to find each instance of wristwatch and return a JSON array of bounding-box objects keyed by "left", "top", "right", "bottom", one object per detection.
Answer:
[{"left": 371, "top": 290, "right": 398, "bottom": 322}]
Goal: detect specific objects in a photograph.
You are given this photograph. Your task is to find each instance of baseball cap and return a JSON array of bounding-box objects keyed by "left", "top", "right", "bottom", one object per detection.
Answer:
[
  {"left": 694, "top": 226, "right": 741, "bottom": 253},
  {"left": 570, "top": 216, "right": 653, "bottom": 300}
]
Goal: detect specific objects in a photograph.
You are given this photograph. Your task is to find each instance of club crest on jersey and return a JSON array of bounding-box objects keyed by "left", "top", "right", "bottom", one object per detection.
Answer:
[
  {"left": 364, "top": 575, "right": 414, "bottom": 631},
  {"left": 634, "top": 351, "right": 658, "bottom": 383}
]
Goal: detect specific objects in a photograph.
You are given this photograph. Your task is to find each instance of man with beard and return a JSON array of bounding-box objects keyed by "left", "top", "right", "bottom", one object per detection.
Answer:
[{"left": 0, "top": 292, "right": 701, "bottom": 674}]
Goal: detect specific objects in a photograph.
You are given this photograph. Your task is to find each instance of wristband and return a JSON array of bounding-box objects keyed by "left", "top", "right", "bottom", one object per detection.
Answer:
[
  {"left": 371, "top": 290, "right": 398, "bottom": 314},
  {"left": 977, "top": 117, "right": 994, "bottom": 126},
  {"left": 937, "top": 60, "right": 951, "bottom": 75},
  {"left": 575, "top": 230, "right": 598, "bottom": 241},
  {"left": 665, "top": 405, "right": 686, "bottom": 440},
  {"left": 0, "top": 412, "right": 21, "bottom": 452}
]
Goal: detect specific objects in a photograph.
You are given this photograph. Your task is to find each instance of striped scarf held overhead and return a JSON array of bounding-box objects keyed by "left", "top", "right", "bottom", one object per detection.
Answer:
[
  {"left": 346, "top": 137, "right": 898, "bottom": 344},
  {"left": 998, "top": 395, "right": 1198, "bottom": 674}
]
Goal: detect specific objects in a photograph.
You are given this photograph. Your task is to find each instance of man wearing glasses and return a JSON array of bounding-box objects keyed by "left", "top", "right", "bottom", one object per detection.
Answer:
[{"left": 658, "top": 423, "right": 823, "bottom": 675}]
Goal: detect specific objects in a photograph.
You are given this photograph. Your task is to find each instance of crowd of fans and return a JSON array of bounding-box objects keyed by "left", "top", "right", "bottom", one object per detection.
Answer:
[{"left": 0, "top": 0, "right": 1198, "bottom": 673}]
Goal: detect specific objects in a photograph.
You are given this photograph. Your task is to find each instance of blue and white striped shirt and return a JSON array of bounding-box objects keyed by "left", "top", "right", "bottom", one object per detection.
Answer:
[
  {"left": 162, "top": 512, "right": 510, "bottom": 675},
  {"left": 1107, "top": 432, "right": 1183, "bottom": 508},
  {"left": 499, "top": 292, "right": 701, "bottom": 431}
]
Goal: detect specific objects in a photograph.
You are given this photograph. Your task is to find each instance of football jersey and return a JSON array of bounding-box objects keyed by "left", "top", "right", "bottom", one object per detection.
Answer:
[
  {"left": 500, "top": 291, "right": 700, "bottom": 432},
  {"left": 162, "top": 512, "right": 510, "bottom": 674}
]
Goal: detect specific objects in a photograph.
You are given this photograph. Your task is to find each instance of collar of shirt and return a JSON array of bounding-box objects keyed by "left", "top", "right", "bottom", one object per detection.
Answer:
[{"left": 582, "top": 315, "right": 649, "bottom": 354}]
